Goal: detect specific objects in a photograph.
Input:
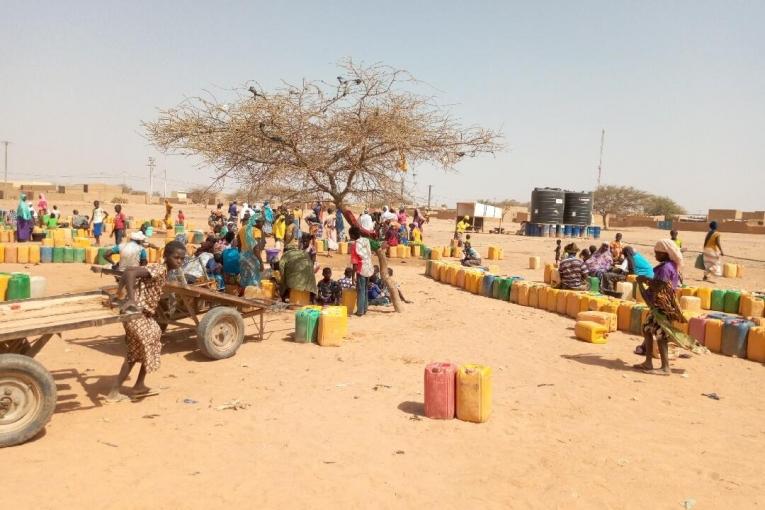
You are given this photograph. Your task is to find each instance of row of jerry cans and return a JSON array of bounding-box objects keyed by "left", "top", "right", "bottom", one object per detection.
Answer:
[
  {"left": 424, "top": 362, "right": 491, "bottom": 423},
  {"left": 386, "top": 244, "right": 421, "bottom": 259},
  {"left": 674, "top": 286, "right": 764, "bottom": 317},
  {"left": 687, "top": 313, "right": 765, "bottom": 361},
  {"left": 0, "top": 243, "right": 166, "bottom": 265},
  {"left": 294, "top": 305, "right": 348, "bottom": 346},
  {"left": 0, "top": 273, "right": 37, "bottom": 301}
]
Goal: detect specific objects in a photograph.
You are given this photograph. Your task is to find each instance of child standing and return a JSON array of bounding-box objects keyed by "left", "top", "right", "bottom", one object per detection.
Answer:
[
  {"left": 177, "top": 209, "right": 185, "bottom": 226},
  {"left": 90, "top": 200, "right": 109, "bottom": 246},
  {"left": 409, "top": 223, "right": 422, "bottom": 244},
  {"left": 554, "top": 239, "right": 562, "bottom": 265},
  {"left": 349, "top": 226, "right": 374, "bottom": 316},
  {"left": 112, "top": 204, "right": 127, "bottom": 246}
]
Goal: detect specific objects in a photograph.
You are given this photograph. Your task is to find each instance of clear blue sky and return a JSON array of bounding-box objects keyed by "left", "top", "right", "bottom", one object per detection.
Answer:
[{"left": 1, "top": 0, "right": 763, "bottom": 213}]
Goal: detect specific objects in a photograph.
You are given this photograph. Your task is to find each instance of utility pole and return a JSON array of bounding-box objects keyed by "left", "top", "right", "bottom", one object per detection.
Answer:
[
  {"left": 597, "top": 128, "right": 605, "bottom": 189},
  {"left": 1, "top": 141, "right": 10, "bottom": 183},
  {"left": 147, "top": 157, "right": 156, "bottom": 204},
  {"left": 427, "top": 184, "right": 432, "bottom": 211},
  {"left": 163, "top": 168, "right": 167, "bottom": 199}
]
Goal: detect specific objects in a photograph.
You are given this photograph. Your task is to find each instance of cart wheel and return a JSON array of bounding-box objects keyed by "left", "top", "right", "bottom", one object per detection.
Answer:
[
  {"left": 196, "top": 307, "right": 245, "bottom": 360},
  {"left": 0, "top": 354, "right": 57, "bottom": 448}
]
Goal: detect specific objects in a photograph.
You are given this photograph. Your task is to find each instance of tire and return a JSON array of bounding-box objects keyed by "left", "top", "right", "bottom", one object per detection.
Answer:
[
  {"left": 196, "top": 307, "right": 245, "bottom": 360},
  {"left": 0, "top": 354, "right": 57, "bottom": 448}
]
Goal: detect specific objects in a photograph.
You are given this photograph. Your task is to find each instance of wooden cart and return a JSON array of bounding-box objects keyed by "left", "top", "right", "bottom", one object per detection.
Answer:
[{"left": 0, "top": 281, "right": 270, "bottom": 448}]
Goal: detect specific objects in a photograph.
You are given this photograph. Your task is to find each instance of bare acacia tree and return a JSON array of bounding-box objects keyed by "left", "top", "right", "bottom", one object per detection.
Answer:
[{"left": 145, "top": 59, "right": 503, "bottom": 311}]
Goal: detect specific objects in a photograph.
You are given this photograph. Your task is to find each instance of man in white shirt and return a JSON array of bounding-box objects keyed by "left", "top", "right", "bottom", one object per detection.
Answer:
[
  {"left": 380, "top": 206, "right": 396, "bottom": 223},
  {"left": 359, "top": 209, "right": 374, "bottom": 232},
  {"left": 90, "top": 200, "right": 109, "bottom": 246}
]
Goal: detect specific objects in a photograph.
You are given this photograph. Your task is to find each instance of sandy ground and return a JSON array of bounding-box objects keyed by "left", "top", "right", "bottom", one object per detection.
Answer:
[{"left": 2, "top": 204, "right": 765, "bottom": 509}]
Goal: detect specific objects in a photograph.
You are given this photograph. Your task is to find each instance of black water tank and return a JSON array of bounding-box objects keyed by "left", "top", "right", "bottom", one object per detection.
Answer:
[
  {"left": 530, "top": 188, "right": 566, "bottom": 224},
  {"left": 563, "top": 191, "right": 593, "bottom": 226}
]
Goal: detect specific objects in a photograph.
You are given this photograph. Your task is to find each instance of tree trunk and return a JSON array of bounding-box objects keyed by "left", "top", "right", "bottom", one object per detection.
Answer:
[{"left": 375, "top": 248, "right": 402, "bottom": 313}]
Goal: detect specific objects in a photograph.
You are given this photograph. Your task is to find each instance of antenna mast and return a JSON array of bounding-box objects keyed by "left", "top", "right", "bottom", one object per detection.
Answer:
[{"left": 597, "top": 128, "right": 605, "bottom": 188}]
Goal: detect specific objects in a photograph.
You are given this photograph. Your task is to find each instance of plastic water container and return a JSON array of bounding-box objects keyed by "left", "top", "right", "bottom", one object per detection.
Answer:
[
  {"left": 456, "top": 364, "right": 492, "bottom": 423},
  {"left": 710, "top": 289, "right": 726, "bottom": 312},
  {"left": 63, "top": 247, "right": 74, "bottom": 263},
  {"left": 680, "top": 296, "right": 702, "bottom": 312},
  {"left": 723, "top": 263, "right": 737, "bottom": 278},
  {"left": 260, "top": 280, "right": 276, "bottom": 299},
  {"left": 192, "top": 230, "right": 204, "bottom": 244},
  {"left": 481, "top": 275, "right": 496, "bottom": 297},
  {"left": 616, "top": 281, "right": 633, "bottom": 300},
  {"left": 739, "top": 294, "right": 764, "bottom": 318},
  {"left": 556, "top": 290, "right": 569, "bottom": 314},
  {"left": 222, "top": 248, "right": 240, "bottom": 274},
  {"left": 340, "top": 289, "right": 357, "bottom": 316},
  {"left": 630, "top": 305, "right": 647, "bottom": 335},
  {"left": 575, "top": 321, "right": 608, "bottom": 343},
  {"left": 424, "top": 362, "right": 457, "bottom": 420},
  {"left": 577, "top": 311, "right": 617, "bottom": 332},
  {"left": 593, "top": 226, "right": 601, "bottom": 239},
  {"left": 52, "top": 247, "right": 64, "bottom": 263},
  {"left": 317, "top": 306, "right": 348, "bottom": 347},
  {"left": 588, "top": 277, "right": 600, "bottom": 293},
  {"left": 16, "top": 245, "right": 29, "bottom": 264},
  {"left": 294, "top": 306, "right": 321, "bottom": 343},
  {"left": 747, "top": 326, "right": 765, "bottom": 363},
  {"left": 546, "top": 288, "right": 559, "bottom": 313},
  {"left": 499, "top": 278, "right": 514, "bottom": 301},
  {"left": 85, "top": 247, "right": 98, "bottom": 264},
  {"left": 0, "top": 273, "right": 10, "bottom": 301},
  {"left": 688, "top": 316, "right": 707, "bottom": 344},
  {"left": 410, "top": 244, "right": 420, "bottom": 258},
  {"left": 7, "top": 273, "right": 31, "bottom": 300},
  {"left": 529, "top": 256, "right": 541, "bottom": 269},
  {"left": 721, "top": 319, "right": 753, "bottom": 357},
  {"left": 266, "top": 248, "right": 280, "bottom": 263},
  {"left": 73, "top": 248, "right": 86, "bottom": 263},
  {"left": 289, "top": 289, "right": 312, "bottom": 306},
  {"left": 704, "top": 319, "right": 723, "bottom": 353},
  {"left": 696, "top": 287, "right": 712, "bottom": 309},
  {"left": 30, "top": 276, "right": 46, "bottom": 298},
  {"left": 518, "top": 281, "right": 531, "bottom": 306},
  {"left": 723, "top": 291, "right": 741, "bottom": 314},
  {"left": 528, "top": 285, "right": 540, "bottom": 308},
  {"left": 96, "top": 247, "right": 110, "bottom": 265},
  {"left": 566, "top": 292, "right": 581, "bottom": 318}
]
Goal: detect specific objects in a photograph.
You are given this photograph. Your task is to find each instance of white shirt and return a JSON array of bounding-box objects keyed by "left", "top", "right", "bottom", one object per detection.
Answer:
[
  {"left": 51, "top": 209, "right": 60, "bottom": 219},
  {"left": 92, "top": 207, "right": 106, "bottom": 223},
  {"left": 118, "top": 241, "right": 145, "bottom": 270},
  {"left": 359, "top": 213, "right": 374, "bottom": 231},
  {"left": 381, "top": 211, "right": 396, "bottom": 222}
]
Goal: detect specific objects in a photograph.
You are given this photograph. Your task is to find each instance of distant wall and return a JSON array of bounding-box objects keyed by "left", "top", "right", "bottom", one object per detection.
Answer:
[{"left": 708, "top": 209, "right": 741, "bottom": 222}]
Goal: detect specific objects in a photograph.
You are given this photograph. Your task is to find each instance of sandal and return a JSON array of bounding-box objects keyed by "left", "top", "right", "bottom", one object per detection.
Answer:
[{"left": 634, "top": 345, "right": 646, "bottom": 355}]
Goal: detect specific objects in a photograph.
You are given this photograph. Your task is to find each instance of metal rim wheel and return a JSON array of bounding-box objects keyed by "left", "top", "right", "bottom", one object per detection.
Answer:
[
  {"left": 196, "top": 307, "right": 245, "bottom": 360},
  {"left": 0, "top": 354, "right": 57, "bottom": 448}
]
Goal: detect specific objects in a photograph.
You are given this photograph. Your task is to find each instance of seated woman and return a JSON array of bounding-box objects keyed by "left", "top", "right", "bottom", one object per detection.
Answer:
[
  {"left": 601, "top": 246, "right": 654, "bottom": 296},
  {"left": 558, "top": 243, "right": 590, "bottom": 290},
  {"left": 461, "top": 242, "right": 483, "bottom": 267},
  {"left": 585, "top": 243, "right": 613, "bottom": 278}
]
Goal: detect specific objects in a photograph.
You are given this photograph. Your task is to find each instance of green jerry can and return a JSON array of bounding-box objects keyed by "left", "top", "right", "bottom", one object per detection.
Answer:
[
  {"left": 710, "top": 289, "right": 727, "bottom": 312},
  {"left": 294, "top": 307, "right": 321, "bottom": 343},
  {"left": 7, "top": 273, "right": 31, "bottom": 300}
]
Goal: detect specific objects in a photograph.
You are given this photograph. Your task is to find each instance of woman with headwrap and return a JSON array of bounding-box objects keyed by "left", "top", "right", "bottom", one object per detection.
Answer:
[
  {"left": 37, "top": 193, "right": 48, "bottom": 214},
  {"left": 702, "top": 221, "right": 724, "bottom": 281},
  {"left": 585, "top": 243, "right": 613, "bottom": 278},
  {"left": 633, "top": 240, "right": 703, "bottom": 373},
  {"left": 16, "top": 193, "right": 34, "bottom": 242},
  {"left": 262, "top": 201, "right": 274, "bottom": 236},
  {"left": 239, "top": 213, "right": 263, "bottom": 288}
]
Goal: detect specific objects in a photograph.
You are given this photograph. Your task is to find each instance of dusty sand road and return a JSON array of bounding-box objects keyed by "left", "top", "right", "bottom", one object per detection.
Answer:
[{"left": 2, "top": 213, "right": 764, "bottom": 509}]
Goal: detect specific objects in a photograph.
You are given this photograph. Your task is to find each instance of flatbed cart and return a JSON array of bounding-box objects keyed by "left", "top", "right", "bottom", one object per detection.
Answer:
[{"left": 0, "top": 276, "right": 273, "bottom": 448}]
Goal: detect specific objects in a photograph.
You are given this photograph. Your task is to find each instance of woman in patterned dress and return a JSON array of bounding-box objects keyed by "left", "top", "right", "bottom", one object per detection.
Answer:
[{"left": 106, "top": 240, "right": 186, "bottom": 401}]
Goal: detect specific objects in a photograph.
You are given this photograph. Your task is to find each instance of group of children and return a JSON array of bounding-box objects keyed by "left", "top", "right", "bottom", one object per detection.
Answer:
[{"left": 316, "top": 265, "right": 411, "bottom": 307}]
